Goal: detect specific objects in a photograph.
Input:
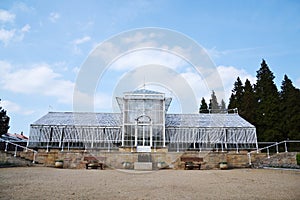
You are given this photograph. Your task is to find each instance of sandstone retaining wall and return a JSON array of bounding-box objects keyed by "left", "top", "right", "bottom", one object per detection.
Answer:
[{"left": 27, "top": 149, "right": 300, "bottom": 170}]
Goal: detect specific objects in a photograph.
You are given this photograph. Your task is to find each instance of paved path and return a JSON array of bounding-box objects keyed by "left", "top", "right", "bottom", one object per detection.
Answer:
[{"left": 0, "top": 167, "right": 299, "bottom": 200}]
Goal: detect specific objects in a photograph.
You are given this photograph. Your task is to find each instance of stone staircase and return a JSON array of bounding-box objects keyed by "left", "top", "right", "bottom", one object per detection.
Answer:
[
  {"left": 0, "top": 150, "right": 37, "bottom": 167},
  {"left": 134, "top": 153, "right": 153, "bottom": 170},
  {"left": 251, "top": 152, "right": 299, "bottom": 169}
]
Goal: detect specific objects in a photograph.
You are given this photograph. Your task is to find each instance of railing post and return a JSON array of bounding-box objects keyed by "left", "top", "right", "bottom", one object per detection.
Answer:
[
  {"left": 276, "top": 142, "right": 279, "bottom": 154},
  {"left": 1, "top": 139, "right": 38, "bottom": 164},
  {"left": 32, "top": 152, "right": 36, "bottom": 164},
  {"left": 14, "top": 145, "right": 17, "bottom": 157},
  {"left": 267, "top": 148, "right": 270, "bottom": 158},
  {"left": 285, "top": 141, "right": 288, "bottom": 152},
  {"left": 5, "top": 142, "right": 8, "bottom": 152},
  {"left": 221, "top": 143, "right": 224, "bottom": 152},
  {"left": 247, "top": 153, "right": 252, "bottom": 165}
]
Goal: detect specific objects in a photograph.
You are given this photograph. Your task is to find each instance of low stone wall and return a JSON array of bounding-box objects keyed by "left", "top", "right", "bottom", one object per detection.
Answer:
[
  {"left": 34, "top": 149, "right": 183, "bottom": 169},
  {"left": 31, "top": 149, "right": 300, "bottom": 170},
  {"left": 179, "top": 151, "right": 250, "bottom": 169}
]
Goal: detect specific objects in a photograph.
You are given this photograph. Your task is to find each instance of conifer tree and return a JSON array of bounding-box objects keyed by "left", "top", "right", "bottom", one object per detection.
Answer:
[
  {"left": 199, "top": 97, "right": 209, "bottom": 113},
  {"left": 228, "top": 77, "right": 243, "bottom": 110},
  {"left": 240, "top": 79, "right": 257, "bottom": 123},
  {"left": 254, "top": 59, "right": 280, "bottom": 141},
  {"left": 0, "top": 99, "right": 10, "bottom": 136},
  {"left": 279, "top": 75, "right": 300, "bottom": 140},
  {"left": 209, "top": 90, "right": 219, "bottom": 113},
  {"left": 220, "top": 99, "right": 226, "bottom": 110}
]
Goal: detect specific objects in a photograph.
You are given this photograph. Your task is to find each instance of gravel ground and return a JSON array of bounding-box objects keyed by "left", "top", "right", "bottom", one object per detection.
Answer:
[{"left": 0, "top": 167, "right": 299, "bottom": 200}]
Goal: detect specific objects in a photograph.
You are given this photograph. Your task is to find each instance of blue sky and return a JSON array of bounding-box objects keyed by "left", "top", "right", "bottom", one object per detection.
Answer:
[{"left": 0, "top": 0, "right": 299, "bottom": 135}]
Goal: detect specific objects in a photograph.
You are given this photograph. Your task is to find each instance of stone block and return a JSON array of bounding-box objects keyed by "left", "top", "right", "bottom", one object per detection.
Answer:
[{"left": 134, "top": 162, "right": 152, "bottom": 170}]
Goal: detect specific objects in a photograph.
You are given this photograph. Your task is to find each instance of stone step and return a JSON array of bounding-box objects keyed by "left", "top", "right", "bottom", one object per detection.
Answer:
[{"left": 134, "top": 162, "right": 153, "bottom": 170}]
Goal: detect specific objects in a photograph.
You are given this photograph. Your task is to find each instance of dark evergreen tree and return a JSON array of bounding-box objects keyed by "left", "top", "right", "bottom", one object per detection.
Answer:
[
  {"left": 199, "top": 97, "right": 209, "bottom": 113},
  {"left": 228, "top": 77, "right": 243, "bottom": 110},
  {"left": 254, "top": 59, "right": 281, "bottom": 142},
  {"left": 209, "top": 90, "right": 219, "bottom": 113},
  {"left": 240, "top": 79, "right": 257, "bottom": 123},
  {"left": 220, "top": 99, "right": 226, "bottom": 110},
  {"left": 0, "top": 99, "right": 10, "bottom": 136},
  {"left": 279, "top": 75, "right": 300, "bottom": 140}
]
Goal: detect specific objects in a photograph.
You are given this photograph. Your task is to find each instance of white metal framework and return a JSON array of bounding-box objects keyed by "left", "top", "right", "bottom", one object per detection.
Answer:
[
  {"left": 28, "top": 89, "right": 257, "bottom": 152},
  {"left": 116, "top": 89, "right": 170, "bottom": 149}
]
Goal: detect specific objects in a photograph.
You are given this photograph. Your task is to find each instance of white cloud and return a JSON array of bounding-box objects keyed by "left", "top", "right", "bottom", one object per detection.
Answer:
[
  {"left": 0, "top": 28, "right": 15, "bottom": 45},
  {"left": 0, "top": 9, "right": 15, "bottom": 23},
  {"left": 217, "top": 65, "right": 256, "bottom": 102},
  {"left": 122, "top": 32, "right": 147, "bottom": 44},
  {"left": 0, "top": 24, "right": 30, "bottom": 46},
  {"left": 110, "top": 49, "right": 186, "bottom": 71},
  {"left": 73, "top": 36, "right": 91, "bottom": 45},
  {"left": 180, "top": 70, "right": 211, "bottom": 102},
  {"left": 72, "top": 66, "right": 80, "bottom": 74},
  {"left": 13, "top": 24, "right": 31, "bottom": 42},
  {"left": 206, "top": 47, "right": 226, "bottom": 59},
  {"left": 89, "top": 31, "right": 195, "bottom": 73},
  {"left": 11, "top": 2, "right": 34, "bottom": 13},
  {"left": 49, "top": 12, "right": 60, "bottom": 23},
  {"left": 206, "top": 46, "right": 267, "bottom": 59},
  {"left": 72, "top": 36, "right": 91, "bottom": 54},
  {"left": 91, "top": 41, "right": 121, "bottom": 61},
  {"left": 52, "top": 61, "right": 68, "bottom": 72},
  {"left": 0, "top": 8, "right": 31, "bottom": 46},
  {"left": 0, "top": 61, "right": 74, "bottom": 104},
  {"left": 21, "top": 24, "right": 31, "bottom": 32},
  {"left": 1, "top": 100, "right": 34, "bottom": 115},
  {"left": 173, "top": 65, "right": 256, "bottom": 105}
]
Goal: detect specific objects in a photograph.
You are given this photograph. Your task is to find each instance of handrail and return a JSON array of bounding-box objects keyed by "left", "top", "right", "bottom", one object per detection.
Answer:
[
  {"left": 0, "top": 138, "right": 37, "bottom": 163},
  {"left": 247, "top": 140, "right": 300, "bottom": 165}
]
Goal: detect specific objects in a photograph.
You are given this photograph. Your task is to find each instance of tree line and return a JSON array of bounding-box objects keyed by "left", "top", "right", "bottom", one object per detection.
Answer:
[
  {"left": 0, "top": 99, "right": 10, "bottom": 137},
  {"left": 199, "top": 59, "right": 300, "bottom": 142}
]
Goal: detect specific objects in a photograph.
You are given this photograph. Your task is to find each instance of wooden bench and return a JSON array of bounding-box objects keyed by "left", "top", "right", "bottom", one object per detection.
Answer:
[
  {"left": 83, "top": 156, "right": 106, "bottom": 170},
  {"left": 181, "top": 157, "right": 203, "bottom": 170}
]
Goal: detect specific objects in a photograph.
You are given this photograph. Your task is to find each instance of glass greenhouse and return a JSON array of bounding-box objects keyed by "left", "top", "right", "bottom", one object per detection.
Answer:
[{"left": 28, "top": 89, "right": 257, "bottom": 152}]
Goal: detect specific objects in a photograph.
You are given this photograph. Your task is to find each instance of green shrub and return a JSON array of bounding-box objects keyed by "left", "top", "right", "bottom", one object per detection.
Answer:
[{"left": 297, "top": 154, "right": 300, "bottom": 165}]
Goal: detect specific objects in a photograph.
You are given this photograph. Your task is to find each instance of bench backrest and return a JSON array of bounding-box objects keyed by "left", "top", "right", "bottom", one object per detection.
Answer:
[
  {"left": 181, "top": 157, "right": 203, "bottom": 162},
  {"left": 84, "top": 156, "right": 106, "bottom": 162}
]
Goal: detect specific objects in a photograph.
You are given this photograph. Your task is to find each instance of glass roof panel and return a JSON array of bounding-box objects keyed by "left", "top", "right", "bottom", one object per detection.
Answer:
[
  {"left": 32, "top": 112, "right": 122, "bottom": 127},
  {"left": 165, "top": 113, "right": 255, "bottom": 128}
]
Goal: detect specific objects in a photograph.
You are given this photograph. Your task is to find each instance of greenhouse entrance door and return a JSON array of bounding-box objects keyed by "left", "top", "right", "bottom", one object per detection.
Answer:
[
  {"left": 136, "top": 125, "right": 152, "bottom": 147},
  {"left": 135, "top": 115, "right": 152, "bottom": 150}
]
